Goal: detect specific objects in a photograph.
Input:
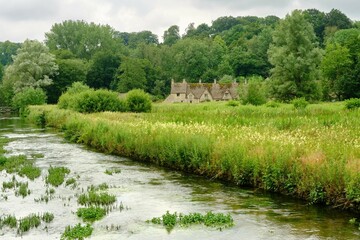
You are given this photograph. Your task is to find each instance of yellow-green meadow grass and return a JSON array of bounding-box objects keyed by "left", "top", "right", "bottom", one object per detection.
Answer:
[{"left": 27, "top": 102, "right": 360, "bottom": 211}]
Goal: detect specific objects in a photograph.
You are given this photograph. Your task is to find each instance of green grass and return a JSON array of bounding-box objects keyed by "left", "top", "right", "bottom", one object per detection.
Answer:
[
  {"left": 26, "top": 102, "right": 360, "bottom": 211},
  {"left": 46, "top": 166, "right": 70, "bottom": 187},
  {"left": 61, "top": 223, "right": 93, "bottom": 240},
  {"left": 65, "top": 178, "right": 77, "bottom": 186},
  {"left": 41, "top": 212, "right": 54, "bottom": 223},
  {"left": 76, "top": 207, "right": 106, "bottom": 222},
  {"left": 0, "top": 153, "right": 41, "bottom": 181},
  {"left": 147, "top": 211, "right": 234, "bottom": 231}
]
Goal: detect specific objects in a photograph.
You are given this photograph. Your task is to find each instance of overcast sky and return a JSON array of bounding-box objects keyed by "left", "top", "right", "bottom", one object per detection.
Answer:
[{"left": 0, "top": 0, "right": 359, "bottom": 43}]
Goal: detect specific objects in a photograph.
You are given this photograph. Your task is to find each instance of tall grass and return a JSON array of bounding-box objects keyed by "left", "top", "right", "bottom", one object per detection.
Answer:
[{"left": 27, "top": 102, "right": 360, "bottom": 211}]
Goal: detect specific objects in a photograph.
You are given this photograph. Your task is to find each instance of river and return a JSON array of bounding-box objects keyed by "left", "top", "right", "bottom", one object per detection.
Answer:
[{"left": 0, "top": 116, "right": 359, "bottom": 239}]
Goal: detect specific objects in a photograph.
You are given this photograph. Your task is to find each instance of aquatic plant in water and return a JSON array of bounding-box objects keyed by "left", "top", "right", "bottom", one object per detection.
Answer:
[
  {"left": 146, "top": 211, "right": 234, "bottom": 231},
  {"left": 61, "top": 223, "right": 93, "bottom": 240},
  {"left": 46, "top": 166, "right": 71, "bottom": 187},
  {"left": 76, "top": 207, "right": 106, "bottom": 222},
  {"left": 77, "top": 191, "right": 116, "bottom": 206}
]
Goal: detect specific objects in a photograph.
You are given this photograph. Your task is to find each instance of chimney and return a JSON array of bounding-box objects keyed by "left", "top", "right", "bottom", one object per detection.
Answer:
[
  {"left": 183, "top": 79, "right": 186, "bottom": 83},
  {"left": 199, "top": 79, "right": 202, "bottom": 84},
  {"left": 214, "top": 79, "right": 217, "bottom": 84},
  {"left": 171, "top": 79, "right": 174, "bottom": 85}
]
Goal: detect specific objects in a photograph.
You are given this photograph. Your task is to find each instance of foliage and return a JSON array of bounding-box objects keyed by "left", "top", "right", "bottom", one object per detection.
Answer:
[
  {"left": 76, "top": 207, "right": 106, "bottom": 222},
  {"left": 163, "top": 25, "right": 180, "bottom": 46},
  {"left": 45, "top": 58, "right": 88, "bottom": 104},
  {"left": 345, "top": 98, "right": 360, "bottom": 110},
  {"left": 18, "top": 164, "right": 41, "bottom": 180},
  {"left": 61, "top": 223, "right": 93, "bottom": 240},
  {"left": 321, "top": 43, "right": 353, "bottom": 100},
  {"left": 291, "top": 97, "right": 309, "bottom": 110},
  {"left": 226, "top": 100, "right": 239, "bottom": 107},
  {"left": 268, "top": 10, "right": 322, "bottom": 101},
  {"left": 126, "top": 89, "right": 152, "bottom": 113},
  {"left": 58, "top": 83, "right": 127, "bottom": 113},
  {"left": 116, "top": 57, "right": 147, "bottom": 92},
  {"left": 45, "top": 20, "right": 125, "bottom": 59},
  {"left": 46, "top": 166, "right": 70, "bottom": 187},
  {"left": 11, "top": 88, "right": 47, "bottom": 113},
  {"left": 2, "top": 215, "right": 17, "bottom": 228},
  {"left": 240, "top": 77, "right": 267, "bottom": 106},
  {"left": 2, "top": 40, "right": 58, "bottom": 94},
  {"left": 0, "top": 41, "right": 21, "bottom": 66},
  {"left": 86, "top": 51, "right": 121, "bottom": 90}
]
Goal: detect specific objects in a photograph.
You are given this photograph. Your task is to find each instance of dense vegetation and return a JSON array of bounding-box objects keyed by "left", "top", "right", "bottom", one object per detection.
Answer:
[
  {"left": 27, "top": 102, "right": 360, "bottom": 212},
  {"left": 1, "top": 8, "right": 360, "bottom": 110}
]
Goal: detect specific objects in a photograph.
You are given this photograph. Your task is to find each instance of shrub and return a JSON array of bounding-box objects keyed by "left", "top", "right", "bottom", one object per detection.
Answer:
[
  {"left": 345, "top": 98, "right": 360, "bottom": 110},
  {"left": 74, "top": 89, "right": 127, "bottom": 113},
  {"left": 240, "top": 77, "right": 267, "bottom": 106},
  {"left": 226, "top": 100, "right": 239, "bottom": 107},
  {"left": 58, "top": 82, "right": 127, "bottom": 113},
  {"left": 126, "top": 89, "right": 152, "bottom": 113},
  {"left": 291, "top": 97, "right": 309, "bottom": 110},
  {"left": 265, "top": 100, "right": 280, "bottom": 108},
  {"left": 11, "top": 88, "right": 46, "bottom": 113}
]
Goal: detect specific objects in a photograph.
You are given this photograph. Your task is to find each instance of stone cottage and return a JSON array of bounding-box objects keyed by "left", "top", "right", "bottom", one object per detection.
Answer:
[{"left": 164, "top": 79, "right": 239, "bottom": 103}]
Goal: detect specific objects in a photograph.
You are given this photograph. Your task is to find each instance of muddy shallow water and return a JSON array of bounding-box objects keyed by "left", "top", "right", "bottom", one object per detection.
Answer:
[{"left": 0, "top": 117, "right": 359, "bottom": 239}]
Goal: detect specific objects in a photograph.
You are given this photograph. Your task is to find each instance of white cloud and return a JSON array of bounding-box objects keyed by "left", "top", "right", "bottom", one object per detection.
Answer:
[{"left": 0, "top": 0, "right": 358, "bottom": 42}]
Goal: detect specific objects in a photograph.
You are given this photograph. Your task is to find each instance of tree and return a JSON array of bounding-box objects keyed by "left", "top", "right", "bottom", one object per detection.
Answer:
[
  {"left": 0, "top": 63, "right": 3, "bottom": 82},
  {"left": 163, "top": 25, "right": 180, "bottom": 46},
  {"left": 321, "top": 43, "right": 352, "bottom": 100},
  {"left": 211, "top": 16, "right": 240, "bottom": 34},
  {"left": 268, "top": 10, "right": 323, "bottom": 101},
  {"left": 45, "top": 20, "right": 125, "bottom": 59},
  {"left": 116, "top": 58, "right": 147, "bottom": 92},
  {"left": 12, "top": 88, "right": 46, "bottom": 113},
  {"left": 303, "top": 9, "right": 326, "bottom": 45},
  {"left": 116, "top": 31, "right": 158, "bottom": 49},
  {"left": 86, "top": 51, "right": 121, "bottom": 90},
  {"left": 45, "top": 58, "right": 88, "bottom": 103},
  {"left": 322, "top": 28, "right": 360, "bottom": 99},
  {"left": 324, "top": 9, "right": 352, "bottom": 30},
  {"left": 0, "top": 41, "right": 21, "bottom": 66},
  {"left": 2, "top": 40, "right": 58, "bottom": 95}
]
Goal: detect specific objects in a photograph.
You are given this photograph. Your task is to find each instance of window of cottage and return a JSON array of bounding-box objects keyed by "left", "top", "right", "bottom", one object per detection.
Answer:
[
  {"left": 177, "top": 93, "right": 180, "bottom": 97},
  {"left": 204, "top": 93, "right": 208, "bottom": 99}
]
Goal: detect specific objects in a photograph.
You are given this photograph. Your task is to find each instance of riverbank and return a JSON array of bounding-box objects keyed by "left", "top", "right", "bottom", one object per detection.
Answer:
[{"left": 27, "top": 103, "right": 360, "bottom": 212}]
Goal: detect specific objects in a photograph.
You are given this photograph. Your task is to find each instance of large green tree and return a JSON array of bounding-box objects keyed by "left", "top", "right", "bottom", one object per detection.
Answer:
[
  {"left": 0, "top": 41, "right": 21, "bottom": 66},
  {"left": 116, "top": 57, "right": 147, "bottom": 92},
  {"left": 322, "top": 28, "right": 360, "bottom": 99},
  {"left": 2, "top": 40, "right": 58, "bottom": 96},
  {"left": 86, "top": 51, "right": 121, "bottom": 90},
  {"left": 45, "top": 58, "right": 88, "bottom": 103},
  {"left": 45, "top": 20, "right": 125, "bottom": 59},
  {"left": 268, "top": 10, "right": 323, "bottom": 101},
  {"left": 163, "top": 25, "right": 180, "bottom": 46}
]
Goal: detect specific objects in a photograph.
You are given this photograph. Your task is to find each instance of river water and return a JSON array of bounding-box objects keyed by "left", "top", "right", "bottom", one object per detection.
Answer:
[{"left": 0, "top": 117, "right": 359, "bottom": 240}]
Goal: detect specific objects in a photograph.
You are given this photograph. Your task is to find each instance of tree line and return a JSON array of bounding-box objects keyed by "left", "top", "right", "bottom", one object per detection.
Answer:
[{"left": 0, "top": 8, "right": 359, "bottom": 108}]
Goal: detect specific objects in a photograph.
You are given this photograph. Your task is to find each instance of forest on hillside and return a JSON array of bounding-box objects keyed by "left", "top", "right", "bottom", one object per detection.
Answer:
[{"left": 1, "top": 8, "right": 360, "bottom": 107}]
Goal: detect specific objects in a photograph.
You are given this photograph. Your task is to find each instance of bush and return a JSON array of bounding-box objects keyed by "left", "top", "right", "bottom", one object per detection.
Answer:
[
  {"left": 240, "top": 77, "right": 267, "bottom": 106},
  {"left": 345, "top": 98, "right": 360, "bottom": 110},
  {"left": 11, "top": 88, "right": 46, "bottom": 113},
  {"left": 126, "top": 89, "right": 152, "bottom": 113},
  {"left": 226, "top": 100, "right": 239, "bottom": 107},
  {"left": 75, "top": 89, "right": 127, "bottom": 113},
  {"left": 291, "top": 97, "right": 309, "bottom": 110},
  {"left": 58, "top": 82, "right": 127, "bottom": 113}
]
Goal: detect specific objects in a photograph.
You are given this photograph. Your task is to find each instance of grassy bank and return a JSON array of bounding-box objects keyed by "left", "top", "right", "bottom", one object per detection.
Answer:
[{"left": 27, "top": 102, "right": 360, "bottom": 211}]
